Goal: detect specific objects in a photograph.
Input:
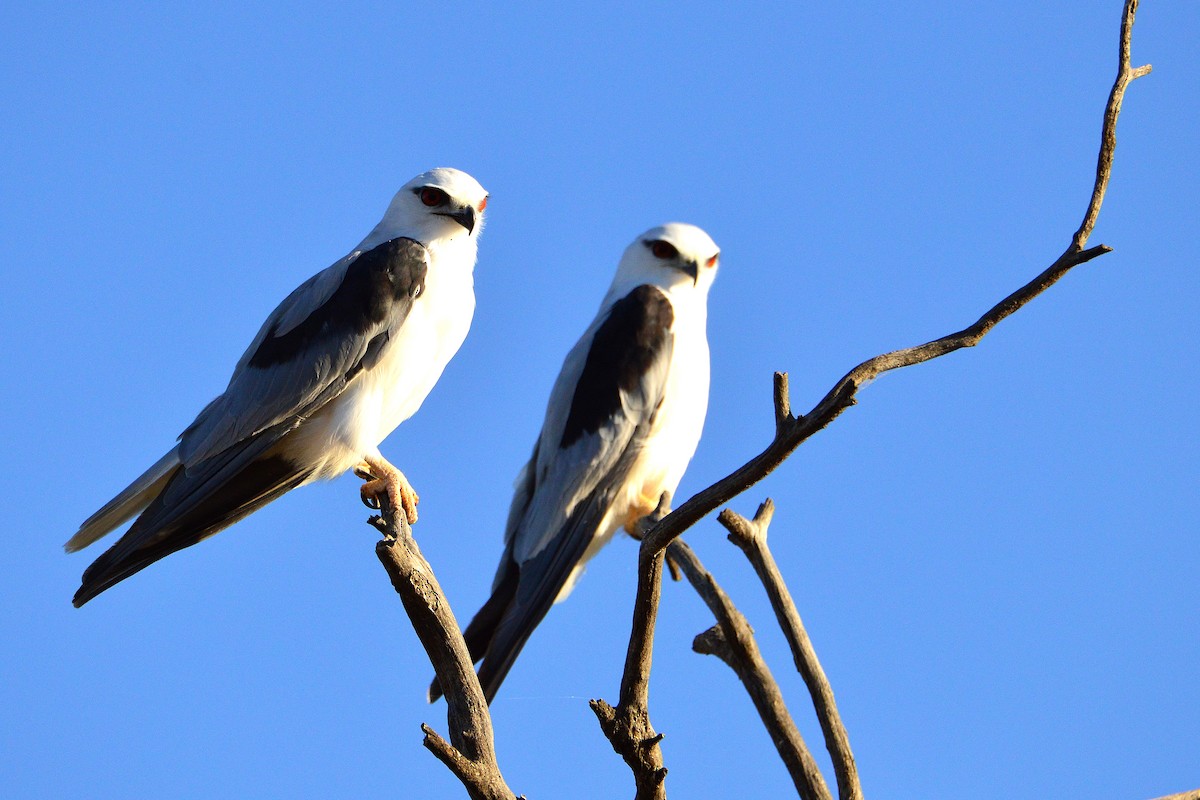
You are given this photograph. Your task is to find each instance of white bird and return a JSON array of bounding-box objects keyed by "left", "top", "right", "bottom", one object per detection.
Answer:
[
  {"left": 437, "top": 223, "right": 719, "bottom": 703},
  {"left": 66, "top": 167, "right": 489, "bottom": 607}
]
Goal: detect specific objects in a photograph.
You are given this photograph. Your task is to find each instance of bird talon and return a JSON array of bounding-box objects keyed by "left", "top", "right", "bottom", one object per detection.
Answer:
[
  {"left": 358, "top": 461, "right": 419, "bottom": 524},
  {"left": 360, "top": 479, "right": 384, "bottom": 510},
  {"left": 397, "top": 483, "right": 420, "bottom": 525},
  {"left": 624, "top": 490, "right": 673, "bottom": 538}
]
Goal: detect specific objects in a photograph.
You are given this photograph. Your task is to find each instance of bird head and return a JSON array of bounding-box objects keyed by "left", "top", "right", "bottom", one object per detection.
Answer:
[
  {"left": 610, "top": 223, "right": 720, "bottom": 298},
  {"left": 363, "top": 167, "right": 489, "bottom": 251}
]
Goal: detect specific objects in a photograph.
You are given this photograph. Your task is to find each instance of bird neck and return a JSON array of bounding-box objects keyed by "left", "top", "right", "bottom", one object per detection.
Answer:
[{"left": 426, "top": 234, "right": 478, "bottom": 279}]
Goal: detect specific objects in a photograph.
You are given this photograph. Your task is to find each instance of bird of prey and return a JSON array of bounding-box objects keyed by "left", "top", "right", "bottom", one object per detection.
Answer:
[
  {"left": 66, "top": 167, "right": 489, "bottom": 607},
  {"left": 437, "top": 222, "right": 719, "bottom": 703}
]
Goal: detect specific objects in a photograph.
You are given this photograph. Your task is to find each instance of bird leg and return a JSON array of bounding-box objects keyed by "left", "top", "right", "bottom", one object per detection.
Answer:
[
  {"left": 625, "top": 491, "right": 682, "bottom": 580},
  {"left": 356, "top": 454, "right": 420, "bottom": 525},
  {"left": 625, "top": 490, "right": 673, "bottom": 538}
]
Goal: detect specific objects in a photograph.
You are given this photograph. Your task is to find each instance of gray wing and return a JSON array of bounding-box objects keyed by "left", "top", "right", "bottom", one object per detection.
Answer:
[
  {"left": 473, "top": 284, "right": 676, "bottom": 701},
  {"left": 179, "top": 237, "right": 428, "bottom": 466},
  {"left": 70, "top": 237, "right": 429, "bottom": 606}
]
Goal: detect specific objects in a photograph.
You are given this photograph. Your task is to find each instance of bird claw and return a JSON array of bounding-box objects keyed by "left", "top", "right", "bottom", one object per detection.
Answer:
[
  {"left": 360, "top": 485, "right": 381, "bottom": 510},
  {"left": 359, "top": 473, "right": 419, "bottom": 524},
  {"left": 625, "top": 491, "right": 673, "bottom": 538}
]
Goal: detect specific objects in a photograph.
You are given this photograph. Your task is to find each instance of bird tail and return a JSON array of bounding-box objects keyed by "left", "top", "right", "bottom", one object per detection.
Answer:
[
  {"left": 64, "top": 447, "right": 182, "bottom": 553},
  {"left": 72, "top": 443, "right": 311, "bottom": 607},
  {"left": 428, "top": 556, "right": 520, "bottom": 703},
  {"left": 429, "top": 495, "right": 610, "bottom": 704}
]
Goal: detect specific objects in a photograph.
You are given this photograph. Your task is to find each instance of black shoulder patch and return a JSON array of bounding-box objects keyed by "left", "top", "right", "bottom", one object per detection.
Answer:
[
  {"left": 560, "top": 285, "right": 673, "bottom": 448},
  {"left": 248, "top": 237, "right": 427, "bottom": 369}
]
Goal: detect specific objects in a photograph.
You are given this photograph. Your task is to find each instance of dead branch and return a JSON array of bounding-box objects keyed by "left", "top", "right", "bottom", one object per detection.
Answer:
[
  {"left": 669, "top": 540, "right": 831, "bottom": 800},
  {"left": 719, "top": 502, "right": 861, "bottom": 800},
  {"left": 595, "top": 1, "right": 1149, "bottom": 795},
  {"left": 372, "top": 500, "right": 520, "bottom": 800},
  {"left": 590, "top": 493, "right": 673, "bottom": 799},
  {"left": 641, "top": 0, "right": 1151, "bottom": 564}
]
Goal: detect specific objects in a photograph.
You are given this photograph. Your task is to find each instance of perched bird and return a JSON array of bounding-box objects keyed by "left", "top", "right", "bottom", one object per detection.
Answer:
[
  {"left": 437, "top": 223, "right": 719, "bottom": 703},
  {"left": 66, "top": 167, "right": 489, "bottom": 607}
]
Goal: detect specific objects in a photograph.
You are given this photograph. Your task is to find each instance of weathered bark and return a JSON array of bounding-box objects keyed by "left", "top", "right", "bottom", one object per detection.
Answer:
[
  {"left": 718, "top": 502, "right": 861, "bottom": 800},
  {"left": 372, "top": 501, "right": 520, "bottom": 800},
  {"left": 670, "top": 540, "right": 831, "bottom": 800}
]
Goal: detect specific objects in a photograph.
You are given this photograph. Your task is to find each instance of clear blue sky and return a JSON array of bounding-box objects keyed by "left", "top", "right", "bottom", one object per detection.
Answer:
[{"left": 2, "top": 3, "right": 1196, "bottom": 798}]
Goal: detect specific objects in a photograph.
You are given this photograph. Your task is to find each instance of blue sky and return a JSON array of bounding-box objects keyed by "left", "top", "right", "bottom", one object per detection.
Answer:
[{"left": 2, "top": 3, "right": 1196, "bottom": 798}]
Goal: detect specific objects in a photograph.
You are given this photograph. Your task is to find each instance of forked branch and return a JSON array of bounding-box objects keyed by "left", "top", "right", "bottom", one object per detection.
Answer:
[
  {"left": 670, "top": 540, "right": 832, "bottom": 800},
  {"left": 595, "top": 1, "right": 1150, "bottom": 795},
  {"left": 719, "top": 502, "right": 861, "bottom": 800}
]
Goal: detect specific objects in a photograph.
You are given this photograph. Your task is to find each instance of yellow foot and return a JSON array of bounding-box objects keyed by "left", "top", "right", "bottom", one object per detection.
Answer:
[
  {"left": 358, "top": 456, "right": 420, "bottom": 525},
  {"left": 624, "top": 490, "right": 672, "bottom": 538}
]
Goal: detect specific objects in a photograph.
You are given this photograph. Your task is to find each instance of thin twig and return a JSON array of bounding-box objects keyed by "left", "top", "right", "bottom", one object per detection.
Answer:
[
  {"left": 372, "top": 501, "right": 520, "bottom": 800},
  {"left": 670, "top": 540, "right": 832, "bottom": 800},
  {"left": 720, "top": 502, "right": 861, "bottom": 800}
]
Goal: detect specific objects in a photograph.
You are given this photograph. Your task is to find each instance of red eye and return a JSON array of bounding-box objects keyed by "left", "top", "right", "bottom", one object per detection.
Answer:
[
  {"left": 418, "top": 187, "right": 449, "bottom": 207},
  {"left": 478, "top": 196, "right": 488, "bottom": 212},
  {"left": 706, "top": 253, "right": 719, "bottom": 268},
  {"left": 648, "top": 240, "right": 678, "bottom": 260}
]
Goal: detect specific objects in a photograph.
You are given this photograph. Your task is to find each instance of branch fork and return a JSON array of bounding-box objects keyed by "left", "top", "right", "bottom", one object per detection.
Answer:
[{"left": 593, "top": 3, "right": 1151, "bottom": 797}]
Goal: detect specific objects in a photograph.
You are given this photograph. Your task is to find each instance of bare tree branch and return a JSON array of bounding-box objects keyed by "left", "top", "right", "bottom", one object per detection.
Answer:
[
  {"left": 1077, "top": 0, "right": 1152, "bottom": 250},
  {"left": 719, "top": 502, "right": 861, "bottom": 800},
  {"left": 591, "top": 493, "right": 672, "bottom": 800},
  {"left": 1149, "top": 792, "right": 1200, "bottom": 800},
  {"left": 372, "top": 501, "right": 520, "bottom": 800},
  {"left": 596, "top": 1, "right": 1149, "bottom": 795},
  {"left": 669, "top": 540, "right": 832, "bottom": 800},
  {"left": 589, "top": 547, "right": 669, "bottom": 800},
  {"left": 639, "top": 0, "right": 1150, "bottom": 563}
]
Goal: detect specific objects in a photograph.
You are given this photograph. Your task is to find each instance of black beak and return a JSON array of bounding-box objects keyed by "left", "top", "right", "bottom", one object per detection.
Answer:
[
  {"left": 681, "top": 259, "right": 699, "bottom": 285},
  {"left": 436, "top": 205, "right": 476, "bottom": 235}
]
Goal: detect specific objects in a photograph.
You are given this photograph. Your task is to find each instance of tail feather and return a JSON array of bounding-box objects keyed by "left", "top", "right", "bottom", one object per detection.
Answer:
[
  {"left": 474, "top": 598, "right": 551, "bottom": 705},
  {"left": 428, "top": 556, "right": 519, "bottom": 703},
  {"left": 65, "top": 447, "right": 182, "bottom": 553},
  {"left": 431, "top": 492, "right": 611, "bottom": 704},
  {"left": 73, "top": 446, "right": 310, "bottom": 607}
]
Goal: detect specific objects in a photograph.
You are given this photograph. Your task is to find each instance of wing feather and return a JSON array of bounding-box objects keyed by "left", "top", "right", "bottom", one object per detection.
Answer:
[
  {"left": 179, "top": 237, "right": 428, "bottom": 466},
  {"left": 70, "top": 237, "right": 429, "bottom": 605},
  {"left": 468, "top": 284, "right": 676, "bottom": 702}
]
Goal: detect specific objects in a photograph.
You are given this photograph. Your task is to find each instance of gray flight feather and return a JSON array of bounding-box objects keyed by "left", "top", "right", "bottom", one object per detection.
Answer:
[
  {"left": 180, "top": 240, "right": 427, "bottom": 466},
  {"left": 474, "top": 315, "right": 675, "bottom": 701}
]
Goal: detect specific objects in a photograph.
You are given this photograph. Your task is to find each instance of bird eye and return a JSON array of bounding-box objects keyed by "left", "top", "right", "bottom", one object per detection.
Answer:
[
  {"left": 706, "top": 253, "right": 719, "bottom": 268},
  {"left": 417, "top": 187, "right": 449, "bottom": 207},
  {"left": 478, "top": 196, "right": 488, "bottom": 212},
  {"left": 647, "top": 240, "right": 678, "bottom": 260}
]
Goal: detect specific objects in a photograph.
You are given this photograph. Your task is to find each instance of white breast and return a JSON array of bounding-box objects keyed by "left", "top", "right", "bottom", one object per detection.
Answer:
[
  {"left": 563, "top": 293, "right": 711, "bottom": 592},
  {"left": 623, "top": 294, "right": 710, "bottom": 516},
  {"left": 288, "top": 241, "right": 477, "bottom": 480}
]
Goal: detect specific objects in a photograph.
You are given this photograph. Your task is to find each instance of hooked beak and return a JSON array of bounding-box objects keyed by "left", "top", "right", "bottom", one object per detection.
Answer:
[
  {"left": 681, "top": 259, "right": 699, "bottom": 286},
  {"left": 436, "top": 205, "right": 476, "bottom": 235}
]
